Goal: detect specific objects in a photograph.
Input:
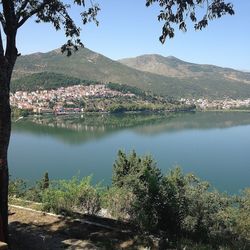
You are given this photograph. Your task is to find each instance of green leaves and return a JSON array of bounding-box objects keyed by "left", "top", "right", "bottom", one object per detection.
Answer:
[
  {"left": 112, "top": 153, "right": 250, "bottom": 247},
  {"left": 146, "top": 0, "right": 234, "bottom": 43},
  {"left": 8, "top": 1, "right": 100, "bottom": 56},
  {"left": 42, "top": 175, "right": 102, "bottom": 215},
  {"left": 81, "top": 4, "right": 100, "bottom": 26},
  {"left": 61, "top": 39, "right": 83, "bottom": 57},
  {"left": 112, "top": 150, "right": 162, "bottom": 230}
]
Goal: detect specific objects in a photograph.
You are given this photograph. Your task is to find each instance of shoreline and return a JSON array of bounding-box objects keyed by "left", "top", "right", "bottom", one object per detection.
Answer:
[{"left": 12, "top": 108, "right": 250, "bottom": 121}]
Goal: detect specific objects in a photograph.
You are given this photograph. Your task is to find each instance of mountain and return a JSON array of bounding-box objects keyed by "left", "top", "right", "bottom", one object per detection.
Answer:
[
  {"left": 13, "top": 48, "right": 250, "bottom": 99},
  {"left": 13, "top": 48, "right": 177, "bottom": 96},
  {"left": 119, "top": 54, "right": 250, "bottom": 83}
]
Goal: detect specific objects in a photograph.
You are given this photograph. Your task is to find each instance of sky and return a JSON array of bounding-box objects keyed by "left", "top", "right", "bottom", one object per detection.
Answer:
[{"left": 15, "top": 0, "right": 250, "bottom": 71}]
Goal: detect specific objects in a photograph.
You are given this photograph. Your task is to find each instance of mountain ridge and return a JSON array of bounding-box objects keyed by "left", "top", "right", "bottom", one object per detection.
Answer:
[
  {"left": 13, "top": 47, "right": 250, "bottom": 99},
  {"left": 119, "top": 54, "right": 243, "bottom": 71},
  {"left": 118, "top": 54, "right": 250, "bottom": 82}
]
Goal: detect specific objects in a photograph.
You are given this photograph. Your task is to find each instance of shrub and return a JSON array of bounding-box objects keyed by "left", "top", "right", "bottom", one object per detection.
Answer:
[
  {"left": 42, "top": 188, "right": 68, "bottom": 214},
  {"left": 9, "top": 177, "right": 44, "bottom": 202},
  {"left": 102, "top": 187, "right": 135, "bottom": 219},
  {"left": 76, "top": 177, "right": 101, "bottom": 215},
  {"left": 9, "top": 179, "right": 27, "bottom": 198},
  {"left": 183, "top": 179, "right": 234, "bottom": 244},
  {"left": 234, "top": 188, "right": 250, "bottom": 245},
  {"left": 42, "top": 176, "right": 101, "bottom": 215},
  {"left": 112, "top": 150, "right": 163, "bottom": 231},
  {"left": 158, "top": 168, "right": 190, "bottom": 236}
]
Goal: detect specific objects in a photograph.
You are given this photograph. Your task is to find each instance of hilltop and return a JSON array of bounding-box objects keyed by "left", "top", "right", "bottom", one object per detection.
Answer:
[
  {"left": 119, "top": 54, "right": 250, "bottom": 82},
  {"left": 13, "top": 47, "right": 250, "bottom": 99}
]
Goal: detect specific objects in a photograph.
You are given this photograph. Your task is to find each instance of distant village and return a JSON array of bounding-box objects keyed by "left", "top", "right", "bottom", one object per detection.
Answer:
[
  {"left": 10, "top": 83, "right": 250, "bottom": 115},
  {"left": 181, "top": 98, "right": 250, "bottom": 110},
  {"left": 10, "top": 84, "right": 135, "bottom": 114}
]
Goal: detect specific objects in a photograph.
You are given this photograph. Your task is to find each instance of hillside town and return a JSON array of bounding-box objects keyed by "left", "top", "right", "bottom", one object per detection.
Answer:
[
  {"left": 10, "top": 83, "right": 250, "bottom": 115},
  {"left": 181, "top": 98, "right": 250, "bottom": 110},
  {"left": 10, "top": 84, "right": 135, "bottom": 114}
]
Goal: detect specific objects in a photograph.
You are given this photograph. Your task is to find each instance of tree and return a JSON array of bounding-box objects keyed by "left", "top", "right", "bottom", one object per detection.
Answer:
[
  {"left": 41, "top": 172, "right": 49, "bottom": 190},
  {"left": 112, "top": 150, "right": 163, "bottom": 231},
  {"left": 0, "top": 0, "right": 234, "bottom": 243},
  {"left": 0, "top": 0, "right": 100, "bottom": 242}
]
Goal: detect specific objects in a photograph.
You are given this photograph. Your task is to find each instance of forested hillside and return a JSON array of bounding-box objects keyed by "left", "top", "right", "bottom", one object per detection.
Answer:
[{"left": 13, "top": 48, "right": 250, "bottom": 99}]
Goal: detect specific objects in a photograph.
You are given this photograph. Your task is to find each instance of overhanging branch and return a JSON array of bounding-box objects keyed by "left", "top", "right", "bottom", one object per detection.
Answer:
[
  {"left": 16, "top": 0, "right": 30, "bottom": 21},
  {"left": 0, "top": 12, "right": 6, "bottom": 33},
  {"left": 17, "top": 0, "right": 52, "bottom": 28},
  {"left": 0, "top": 27, "right": 4, "bottom": 56}
]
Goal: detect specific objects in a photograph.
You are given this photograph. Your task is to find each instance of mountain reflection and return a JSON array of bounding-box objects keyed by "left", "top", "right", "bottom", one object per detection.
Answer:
[{"left": 12, "top": 112, "right": 250, "bottom": 144}]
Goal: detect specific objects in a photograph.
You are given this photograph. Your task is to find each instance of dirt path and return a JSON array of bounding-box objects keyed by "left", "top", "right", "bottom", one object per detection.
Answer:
[{"left": 8, "top": 206, "right": 154, "bottom": 250}]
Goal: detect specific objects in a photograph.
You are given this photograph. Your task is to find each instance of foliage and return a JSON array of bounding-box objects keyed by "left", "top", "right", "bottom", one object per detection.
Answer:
[
  {"left": 77, "top": 178, "right": 101, "bottom": 214},
  {"left": 41, "top": 172, "right": 49, "bottom": 190},
  {"left": 108, "top": 103, "right": 164, "bottom": 113},
  {"left": 101, "top": 187, "right": 135, "bottom": 219},
  {"left": 42, "top": 176, "right": 101, "bottom": 215},
  {"left": 157, "top": 168, "right": 190, "bottom": 236},
  {"left": 9, "top": 179, "right": 27, "bottom": 198},
  {"left": 182, "top": 178, "right": 235, "bottom": 245},
  {"left": 9, "top": 176, "right": 45, "bottom": 202},
  {"left": 234, "top": 189, "right": 250, "bottom": 242},
  {"left": 111, "top": 151, "right": 249, "bottom": 248},
  {"left": 11, "top": 107, "right": 31, "bottom": 118},
  {"left": 145, "top": 0, "right": 234, "bottom": 43},
  {"left": 11, "top": 72, "right": 81, "bottom": 92},
  {"left": 107, "top": 100, "right": 194, "bottom": 114},
  {"left": 106, "top": 82, "right": 148, "bottom": 99},
  {"left": 11, "top": 72, "right": 101, "bottom": 92},
  {"left": 8, "top": 151, "right": 250, "bottom": 249},
  {"left": 112, "top": 150, "right": 163, "bottom": 231}
]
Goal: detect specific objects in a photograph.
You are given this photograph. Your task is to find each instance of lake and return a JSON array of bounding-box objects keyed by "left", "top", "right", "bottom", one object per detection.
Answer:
[{"left": 9, "top": 111, "right": 250, "bottom": 194}]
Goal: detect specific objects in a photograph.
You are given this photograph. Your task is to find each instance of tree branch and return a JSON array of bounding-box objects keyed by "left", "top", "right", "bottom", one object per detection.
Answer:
[
  {"left": 17, "top": 0, "right": 52, "bottom": 28},
  {"left": 16, "top": 0, "right": 30, "bottom": 21},
  {"left": 0, "top": 12, "right": 7, "bottom": 33},
  {"left": 0, "top": 27, "right": 4, "bottom": 56}
]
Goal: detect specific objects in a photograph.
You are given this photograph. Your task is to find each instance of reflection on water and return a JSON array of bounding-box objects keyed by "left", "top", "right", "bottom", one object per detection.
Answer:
[
  {"left": 12, "top": 111, "right": 250, "bottom": 144},
  {"left": 10, "top": 111, "right": 250, "bottom": 193}
]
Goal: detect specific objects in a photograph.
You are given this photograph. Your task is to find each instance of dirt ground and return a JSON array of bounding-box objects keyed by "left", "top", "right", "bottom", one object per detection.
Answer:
[{"left": 8, "top": 206, "right": 156, "bottom": 250}]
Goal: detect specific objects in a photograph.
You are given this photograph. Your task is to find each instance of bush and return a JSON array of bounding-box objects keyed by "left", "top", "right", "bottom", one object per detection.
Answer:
[
  {"left": 159, "top": 168, "right": 238, "bottom": 245},
  {"left": 9, "top": 177, "right": 45, "bottom": 202},
  {"left": 234, "top": 188, "right": 250, "bottom": 245},
  {"left": 77, "top": 177, "right": 101, "bottom": 215},
  {"left": 9, "top": 179, "right": 27, "bottom": 198},
  {"left": 42, "top": 188, "right": 68, "bottom": 214},
  {"left": 42, "top": 176, "right": 101, "bottom": 215},
  {"left": 183, "top": 178, "right": 234, "bottom": 244},
  {"left": 112, "top": 151, "right": 248, "bottom": 247},
  {"left": 102, "top": 187, "right": 135, "bottom": 219},
  {"left": 158, "top": 168, "right": 190, "bottom": 236},
  {"left": 112, "top": 150, "right": 163, "bottom": 231}
]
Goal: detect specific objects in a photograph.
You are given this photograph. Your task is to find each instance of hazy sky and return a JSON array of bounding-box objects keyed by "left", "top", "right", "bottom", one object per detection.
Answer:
[{"left": 16, "top": 0, "right": 250, "bottom": 70}]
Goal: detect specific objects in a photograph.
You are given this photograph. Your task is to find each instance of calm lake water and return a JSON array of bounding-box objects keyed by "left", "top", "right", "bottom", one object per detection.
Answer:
[{"left": 9, "top": 112, "right": 250, "bottom": 193}]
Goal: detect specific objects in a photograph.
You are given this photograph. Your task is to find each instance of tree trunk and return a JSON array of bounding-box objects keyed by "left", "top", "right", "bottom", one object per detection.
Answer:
[{"left": 0, "top": 56, "right": 11, "bottom": 243}]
